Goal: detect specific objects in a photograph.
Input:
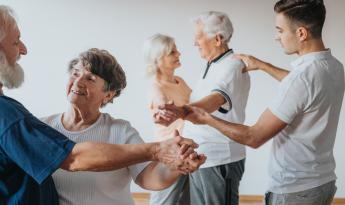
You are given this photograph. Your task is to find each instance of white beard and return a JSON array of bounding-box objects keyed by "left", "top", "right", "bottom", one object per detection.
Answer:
[{"left": 0, "top": 50, "right": 24, "bottom": 89}]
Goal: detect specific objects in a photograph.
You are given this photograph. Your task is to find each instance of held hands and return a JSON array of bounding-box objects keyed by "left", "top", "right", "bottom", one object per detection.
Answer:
[
  {"left": 154, "top": 103, "right": 213, "bottom": 126},
  {"left": 155, "top": 130, "right": 206, "bottom": 174},
  {"left": 153, "top": 101, "right": 189, "bottom": 126},
  {"left": 233, "top": 54, "right": 264, "bottom": 73}
]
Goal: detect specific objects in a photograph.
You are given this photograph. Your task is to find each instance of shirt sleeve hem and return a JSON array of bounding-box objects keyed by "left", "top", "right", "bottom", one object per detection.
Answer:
[
  {"left": 268, "top": 107, "right": 292, "bottom": 124},
  {"left": 212, "top": 89, "right": 232, "bottom": 112},
  {"left": 35, "top": 141, "right": 75, "bottom": 184}
]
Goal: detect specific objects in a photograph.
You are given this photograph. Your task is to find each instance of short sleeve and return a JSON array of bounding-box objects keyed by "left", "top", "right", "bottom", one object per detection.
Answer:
[
  {"left": 121, "top": 122, "right": 150, "bottom": 181},
  {"left": 269, "top": 73, "right": 309, "bottom": 124},
  {"left": 0, "top": 116, "right": 75, "bottom": 184},
  {"left": 211, "top": 60, "right": 245, "bottom": 113}
]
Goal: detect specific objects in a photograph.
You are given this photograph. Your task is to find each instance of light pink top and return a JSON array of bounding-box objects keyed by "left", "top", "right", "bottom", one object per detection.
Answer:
[{"left": 149, "top": 76, "right": 191, "bottom": 141}]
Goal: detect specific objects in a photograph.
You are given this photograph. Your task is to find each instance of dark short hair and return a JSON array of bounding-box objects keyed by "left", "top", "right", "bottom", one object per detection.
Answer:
[
  {"left": 274, "top": 0, "right": 326, "bottom": 38},
  {"left": 68, "top": 48, "right": 127, "bottom": 101}
]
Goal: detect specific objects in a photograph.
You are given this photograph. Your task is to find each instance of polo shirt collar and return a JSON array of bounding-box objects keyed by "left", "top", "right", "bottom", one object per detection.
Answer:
[
  {"left": 209, "top": 49, "right": 233, "bottom": 64},
  {"left": 202, "top": 49, "right": 233, "bottom": 79}
]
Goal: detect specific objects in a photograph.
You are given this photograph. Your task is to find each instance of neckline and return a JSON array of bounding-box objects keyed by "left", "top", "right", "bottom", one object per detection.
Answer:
[
  {"left": 291, "top": 49, "right": 331, "bottom": 67},
  {"left": 58, "top": 112, "right": 104, "bottom": 134},
  {"left": 209, "top": 49, "right": 233, "bottom": 64}
]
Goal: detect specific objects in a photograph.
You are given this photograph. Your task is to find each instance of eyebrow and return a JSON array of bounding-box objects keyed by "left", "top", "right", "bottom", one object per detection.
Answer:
[
  {"left": 72, "top": 67, "right": 81, "bottom": 72},
  {"left": 275, "top": 26, "right": 282, "bottom": 30}
]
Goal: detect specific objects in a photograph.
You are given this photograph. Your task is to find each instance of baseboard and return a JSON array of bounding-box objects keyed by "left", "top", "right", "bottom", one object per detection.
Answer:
[
  {"left": 132, "top": 193, "right": 345, "bottom": 204},
  {"left": 239, "top": 195, "right": 345, "bottom": 204},
  {"left": 333, "top": 198, "right": 345, "bottom": 204}
]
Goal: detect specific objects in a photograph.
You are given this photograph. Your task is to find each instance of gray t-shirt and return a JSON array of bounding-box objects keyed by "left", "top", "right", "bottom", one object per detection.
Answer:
[{"left": 268, "top": 50, "right": 344, "bottom": 193}]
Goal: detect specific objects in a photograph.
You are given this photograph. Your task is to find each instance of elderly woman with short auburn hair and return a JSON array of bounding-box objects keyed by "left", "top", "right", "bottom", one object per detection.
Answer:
[{"left": 42, "top": 48, "right": 206, "bottom": 205}]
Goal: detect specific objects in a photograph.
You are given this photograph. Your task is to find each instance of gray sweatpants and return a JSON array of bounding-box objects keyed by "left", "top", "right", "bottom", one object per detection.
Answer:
[
  {"left": 149, "top": 175, "right": 190, "bottom": 205},
  {"left": 189, "top": 159, "right": 245, "bottom": 205},
  {"left": 264, "top": 180, "right": 337, "bottom": 205}
]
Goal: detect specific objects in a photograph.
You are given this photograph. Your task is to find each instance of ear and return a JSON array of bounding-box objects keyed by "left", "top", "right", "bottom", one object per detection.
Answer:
[
  {"left": 215, "top": 34, "right": 223, "bottom": 46},
  {"left": 296, "top": 26, "right": 308, "bottom": 42},
  {"left": 102, "top": 90, "right": 116, "bottom": 105}
]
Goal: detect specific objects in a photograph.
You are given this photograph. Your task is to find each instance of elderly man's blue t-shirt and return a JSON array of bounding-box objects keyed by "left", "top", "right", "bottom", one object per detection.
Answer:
[{"left": 0, "top": 95, "right": 75, "bottom": 205}]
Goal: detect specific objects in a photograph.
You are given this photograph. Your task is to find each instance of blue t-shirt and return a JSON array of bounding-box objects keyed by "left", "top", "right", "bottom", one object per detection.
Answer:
[{"left": 0, "top": 95, "right": 75, "bottom": 205}]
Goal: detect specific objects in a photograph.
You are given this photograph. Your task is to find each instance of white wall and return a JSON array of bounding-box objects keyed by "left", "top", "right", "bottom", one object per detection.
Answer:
[{"left": 4, "top": 0, "right": 345, "bottom": 197}]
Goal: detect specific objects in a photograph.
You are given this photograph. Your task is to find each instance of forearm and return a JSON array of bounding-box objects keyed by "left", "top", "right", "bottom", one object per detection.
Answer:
[
  {"left": 189, "top": 101, "right": 218, "bottom": 113},
  {"left": 61, "top": 142, "right": 158, "bottom": 172},
  {"left": 188, "top": 93, "right": 226, "bottom": 114},
  {"left": 260, "top": 62, "right": 289, "bottom": 81},
  {"left": 207, "top": 116, "right": 263, "bottom": 148},
  {"left": 135, "top": 162, "right": 181, "bottom": 190}
]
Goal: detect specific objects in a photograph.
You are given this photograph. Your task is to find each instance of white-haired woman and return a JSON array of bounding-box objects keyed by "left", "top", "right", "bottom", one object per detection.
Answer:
[
  {"left": 155, "top": 11, "right": 250, "bottom": 205},
  {"left": 143, "top": 34, "right": 192, "bottom": 205}
]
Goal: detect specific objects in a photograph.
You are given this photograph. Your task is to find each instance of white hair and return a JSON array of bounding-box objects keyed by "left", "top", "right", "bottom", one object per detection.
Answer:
[
  {"left": 0, "top": 5, "right": 17, "bottom": 43},
  {"left": 0, "top": 6, "right": 23, "bottom": 89},
  {"left": 0, "top": 50, "right": 24, "bottom": 89},
  {"left": 192, "top": 11, "right": 233, "bottom": 44},
  {"left": 142, "top": 34, "right": 175, "bottom": 76}
]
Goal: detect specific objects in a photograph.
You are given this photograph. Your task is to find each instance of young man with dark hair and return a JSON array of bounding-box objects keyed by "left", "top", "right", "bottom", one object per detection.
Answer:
[{"left": 159, "top": 0, "right": 344, "bottom": 204}]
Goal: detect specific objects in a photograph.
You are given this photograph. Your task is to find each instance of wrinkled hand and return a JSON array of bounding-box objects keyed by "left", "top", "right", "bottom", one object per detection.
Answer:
[
  {"left": 177, "top": 153, "right": 207, "bottom": 174},
  {"left": 184, "top": 105, "right": 212, "bottom": 125},
  {"left": 154, "top": 130, "right": 199, "bottom": 173},
  {"left": 153, "top": 102, "right": 189, "bottom": 126},
  {"left": 233, "top": 54, "right": 264, "bottom": 73},
  {"left": 171, "top": 130, "right": 206, "bottom": 174}
]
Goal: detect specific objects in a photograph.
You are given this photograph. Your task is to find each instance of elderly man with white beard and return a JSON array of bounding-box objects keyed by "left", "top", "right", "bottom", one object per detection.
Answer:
[
  {"left": 0, "top": 5, "right": 205, "bottom": 205},
  {"left": 0, "top": 9, "right": 25, "bottom": 92}
]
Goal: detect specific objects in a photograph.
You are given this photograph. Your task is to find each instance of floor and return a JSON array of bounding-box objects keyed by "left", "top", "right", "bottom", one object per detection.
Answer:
[{"left": 132, "top": 193, "right": 345, "bottom": 205}]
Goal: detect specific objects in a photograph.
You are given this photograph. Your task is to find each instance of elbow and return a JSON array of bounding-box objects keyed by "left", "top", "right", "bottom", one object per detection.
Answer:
[
  {"left": 246, "top": 135, "right": 265, "bottom": 149},
  {"left": 140, "top": 182, "right": 172, "bottom": 191},
  {"left": 60, "top": 142, "right": 91, "bottom": 172},
  {"left": 152, "top": 185, "right": 170, "bottom": 191},
  {"left": 60, "top": 156, "right": 80, "bottom": 172},
  {"left": 135, "top": 176, "right": 170, "bottom": 191},
  {"left": 135, "top": 173, "right": 176, "bottom": 191},
  {"left": 245, "top": 130, "right": 264, "bottom": 149},
  {"left": 247, "top": 141, "right": 262, "bottom": 149},
  {"left": 61, "top": 154, "right": 84, "bottom": 172}
]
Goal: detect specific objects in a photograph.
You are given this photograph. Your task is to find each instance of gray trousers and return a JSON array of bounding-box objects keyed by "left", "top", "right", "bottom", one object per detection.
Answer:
[
  {"left": 189, "top": 159, "right": 245, "bottom": 205},
  {"left": 264, "top": 180, "right": 337, "bottom": 205},
  {"left": 149, "top": 175, "right": 190, "bottom": 205}
]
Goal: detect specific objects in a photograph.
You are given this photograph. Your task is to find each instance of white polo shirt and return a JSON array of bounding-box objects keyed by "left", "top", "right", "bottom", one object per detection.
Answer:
[
  {"left": 268, "top": 50, "right": 345, "bottom": 193},
  {"left": 184, "top": 49, "right": 251, "bottom": 168}
]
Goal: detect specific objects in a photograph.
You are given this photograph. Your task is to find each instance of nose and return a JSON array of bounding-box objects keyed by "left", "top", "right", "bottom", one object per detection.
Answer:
[
  {"left": 75, "top": 77, "right": 85, "bottom": 87},
  {"left": 19, "top": 40, "right": 27, "bottom": 55},
  {"left": 194, "top": 40, "right": 198, "bottom": 47}
]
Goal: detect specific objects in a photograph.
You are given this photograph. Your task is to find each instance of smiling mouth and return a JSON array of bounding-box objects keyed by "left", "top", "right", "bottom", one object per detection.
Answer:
[{"left": 71, "top": 90, "right": 86, "bottom": 96}]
